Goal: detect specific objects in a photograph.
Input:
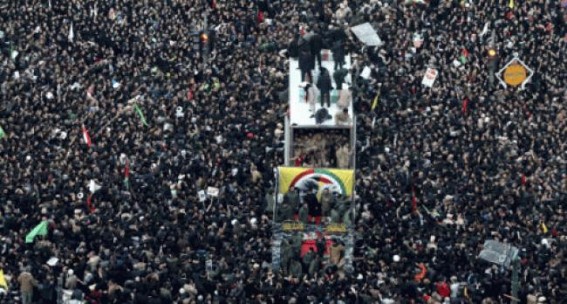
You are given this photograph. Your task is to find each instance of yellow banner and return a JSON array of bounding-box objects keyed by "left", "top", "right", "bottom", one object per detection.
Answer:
[
  {"left": 325, "top": 223, "right": 347, "bottom": 233},
  {"left": 278, "top": 167, "right": 354, "bottom": 197},
  {"left": 0, "top": 269, "right": 8, "bottom": 290},
  {"left": 282, "top": 221, "right": 305, "bottom": 231}
]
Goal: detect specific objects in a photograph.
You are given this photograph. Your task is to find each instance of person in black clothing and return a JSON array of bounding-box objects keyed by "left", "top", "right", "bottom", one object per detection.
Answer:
[
  {"left": 288, "top": 34, "right": 301, "bottom": 58},
  {"left": 307, "top": 30, "right": 324, "bottom": 69},
  {"left": 305, "top": 189, "right": 322, "bottom": 225},
  {"left": 298, "top": 37, "right": 314, "bottom": 82},
  {"left": 316, "top": 67, "right": 333, "bottom": 108},
  {"left": 331, "top": 40, "right": 345, "bottom": 71},
  {"left": 333, "top": 67, "right": 348, "bottom": 92}
]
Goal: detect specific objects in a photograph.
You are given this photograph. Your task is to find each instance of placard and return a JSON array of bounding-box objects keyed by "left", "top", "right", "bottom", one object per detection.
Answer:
[
  {"left": 350, "top": 23, "right": 383, "bottom": 46},
  {"left": 198, "top": 190, "right": 207, "bottom": 202},
  {"left": 421, "top": 68, "right": 438, "bottom": 88},
  {"left": 206, "top": 186, "right": 219, "bottom": 197},
  {"left": 360, "top": 66, "right": 371, "bottom": 79}
]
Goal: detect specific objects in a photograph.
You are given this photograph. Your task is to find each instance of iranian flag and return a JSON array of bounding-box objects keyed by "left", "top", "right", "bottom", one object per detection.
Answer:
[
  {"left": 411, "top": 187, "right": 418, "bottom": 213},
  {"left": 82, "top": 125, "right": 92, "bottom": 148},
  {"left": 124, "top": 159, "right": 130, "bottom": 188},
  {"left": 86, "top": 194, "right": 95, "bottom": 214}
]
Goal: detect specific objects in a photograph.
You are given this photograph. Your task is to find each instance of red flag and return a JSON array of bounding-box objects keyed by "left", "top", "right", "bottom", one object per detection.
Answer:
[
  {"left": 86, "top": 194, "right": 95, "bottom": 213},
  {"left": 257, "top": 10, "right": 264, "bottom": 23},
  {"left": 521, "top": 174, "right": 527, "bottom": 186},
  {"left": 124, "top": 159, "right": 130, "bottom": 179},
  {"left": 210, "top": 0, "right": 216, "bottom": 9},
  {"left": 462, "top": 98, "right": 469, "bottom": 115},
  {"left": 82, "top": 125, "right": 92, "bottom": 148},
  {"left": 411, "top": 188, "right": 417, "bottom": 213}
]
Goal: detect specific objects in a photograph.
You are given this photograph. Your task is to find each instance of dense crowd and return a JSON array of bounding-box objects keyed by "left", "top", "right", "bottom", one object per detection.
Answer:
[{"left": 0, "top": 0, "right": 566, "bottom": 303}]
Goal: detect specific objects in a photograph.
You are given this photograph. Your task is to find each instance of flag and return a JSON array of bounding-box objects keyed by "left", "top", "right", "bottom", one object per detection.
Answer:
[
  {"left": 521, "top": 174, "right": 527, "bottom": 186},
  {"left": 541, "top": 222, "right": 548, "bottom": 234},
  {"left": 82, "top": 125, "right": 92, "bottom": 148},
  {"left": 86, "top": 194, "right": 95, "bottom": 214},
  {"left": 414, "top": 263, "right": 427, "bottom": 282},
  {"left": 210, "top": 0, "right": 217, "bottom": 9},
  {"left": 212, "top": 78, "right": 221, "bottom": 91},
  {"left": 0, "top": 269, "right": 7, "bottom": 290},
  {"left": 508, "top": 0, "right": 514, "bottom": 9},
  {"left": 411, "top": 188, "right": 417, "bottom": 213},
  {"left": 0, "top": 125, "right": 6, "bottom": 140},
  {"left": 257, "top": 10, "right": 264, "bottom": 23},
  {"left": 133, "top": 104, "right": 149, "bottom": 127},
  {"left": 412, "top": 33, "right": 424, "bottom": 48},
  {"left": 86, "top": 84, "right": 95, "bottom": 99},
  {"left": 462, "top": 98, "right": 469, "bottom": 115},
  {"left": 460, "top": 49, "right": 469, "bottom": 64},
  {"left": 371, "top": 92, "right": 380, "bottom": 111},
  {"left": 88, "top": 180, "right": 102, "bottom": 193},
  {"left": 25, "top": 221, "right": 49, "bottom": 243},
  {"left": 68, "top": 23, "right": 74, "bottom": 42},
  {"left": 124, "top": 159, "right": 130, "bottom": 188},
  {"left": 9, "top": 45, "right": 18, "bottom": 61}
]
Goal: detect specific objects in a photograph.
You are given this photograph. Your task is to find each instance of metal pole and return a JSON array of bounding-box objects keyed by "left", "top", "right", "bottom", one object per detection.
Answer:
[
  {"left": 273, "top": 168, "right": 279, "bottom": 220},
  {"left": 203, "top": 9, "right": 208, "bottom": 62},
  {"left": 284, "top": 116, "right": 291, "bottom": 165},
  {"left": 489, "top": 30, "right": 496, "bottom": 88},
  {"left": 511, "top": 258, "right": 520, "bottom": 302}
]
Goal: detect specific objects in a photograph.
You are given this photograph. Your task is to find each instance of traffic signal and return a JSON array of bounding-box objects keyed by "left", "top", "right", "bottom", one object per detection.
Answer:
[
  {"left": 200, "top": 32, "right": 209, "bottom": 44},
  {"left": 198, "top": 30, "right": 215, "bottom": 54}
]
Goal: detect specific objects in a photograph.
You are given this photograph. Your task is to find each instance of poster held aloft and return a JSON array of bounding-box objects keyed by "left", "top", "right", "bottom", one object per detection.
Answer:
[
  {"left": 206, "top": 186, "right": 220, "bottom": 197},
  {"left": 412, "top": 33, "right": 424, "bottom": 48},
  {"left": 421, "top": 68, "right": 438, "bottom": 88},
  {"left": 198, "top": 190, "right": 207, "bottom": 202},
  {"left": 46, "top": 257, "right": 59, "bottom": 267},
  {"left": 360, "top": 66, "right": 371, "bottom": 80},
  {"left": 68, "top": 23, "right": 74, "bottom": 43},
  {"left": 350, "top": 23, "right": 383, "bottom": 46}
]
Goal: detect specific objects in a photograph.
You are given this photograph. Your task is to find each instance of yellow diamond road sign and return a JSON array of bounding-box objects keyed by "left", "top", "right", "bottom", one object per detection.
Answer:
[{"left": 496, "top": 56, "right": 534, "bottom": 90}]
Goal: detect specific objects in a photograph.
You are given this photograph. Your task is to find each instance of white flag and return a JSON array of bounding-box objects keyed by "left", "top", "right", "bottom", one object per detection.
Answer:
[
  {"left": 68, "top": 23, "right": 74, "bottom": 43},
  {"left": 10, "top": 49, "right": 19, "bottom": 61},
  {"left": 88, "top": 179, "right": 102, "bottom": 193},
  {"left": 479, "top": 22, "right": 490, "bottom": 37}
]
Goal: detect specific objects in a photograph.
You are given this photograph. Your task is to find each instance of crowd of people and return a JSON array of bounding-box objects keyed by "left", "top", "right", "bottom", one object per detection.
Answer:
[
  {"left": 292, "top": 129, "right": 352, "bottom": 169},
  {"left": 0, "top": 0, "right": 566, "bottom": 303}
]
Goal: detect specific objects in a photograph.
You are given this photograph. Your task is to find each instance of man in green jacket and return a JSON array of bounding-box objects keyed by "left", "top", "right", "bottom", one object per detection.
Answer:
[{"left": 283, "top": 187, "right": 300, "bottom": 215}]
